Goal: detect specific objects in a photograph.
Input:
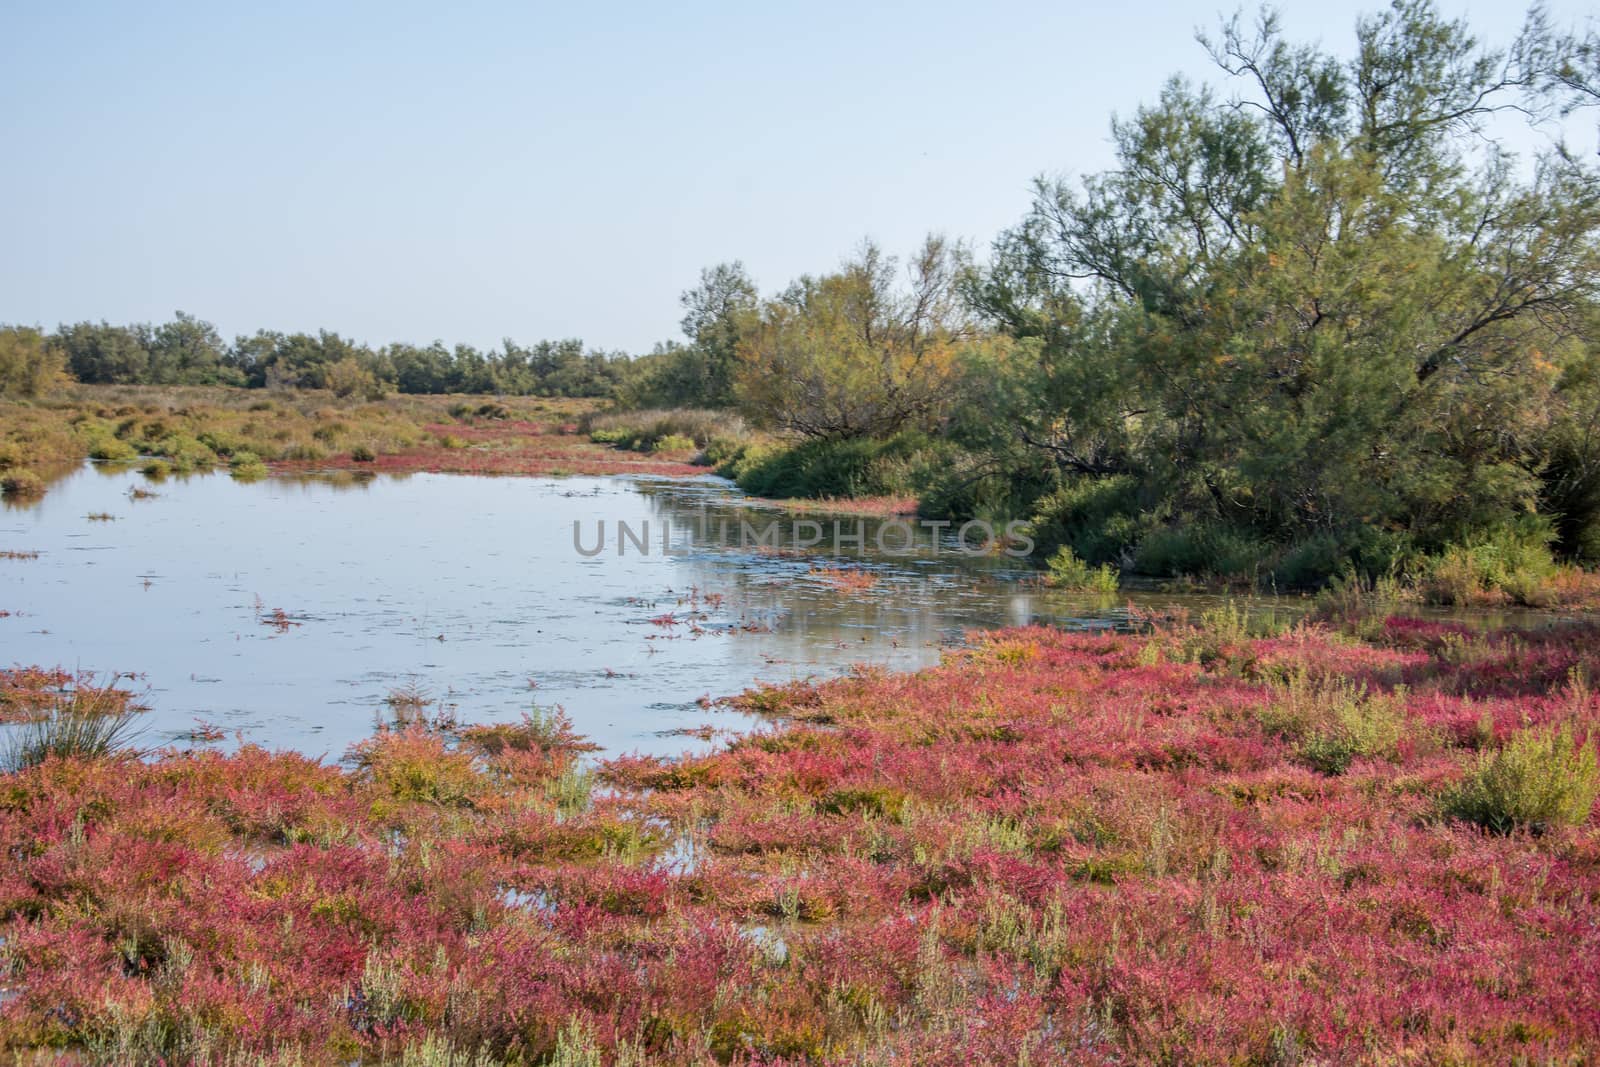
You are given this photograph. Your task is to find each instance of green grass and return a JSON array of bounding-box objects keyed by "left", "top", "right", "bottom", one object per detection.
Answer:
[
  {"left": 584, "top": 407, "right": 741, "bottom": 453},
  {"left": 3, "top": 696, "right": 144, "bottom": 772}
]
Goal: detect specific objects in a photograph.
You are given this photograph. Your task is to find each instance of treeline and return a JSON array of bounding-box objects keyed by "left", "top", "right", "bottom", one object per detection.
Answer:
[
  {"left": 22, "top": 313, "right": 634, "bottom": 398},
  {"left": 624, "top": 1, "right": 1600, "bottom": 587}
]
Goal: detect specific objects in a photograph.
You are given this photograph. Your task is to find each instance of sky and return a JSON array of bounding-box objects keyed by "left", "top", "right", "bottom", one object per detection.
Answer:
[{"left": 1, "top": 0, "right": 1593, "bottom": 354}]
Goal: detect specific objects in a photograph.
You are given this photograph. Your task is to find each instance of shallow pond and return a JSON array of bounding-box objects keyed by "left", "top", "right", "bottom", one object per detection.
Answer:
[{"left": 0, "top": 463, "right": 1305, "bottom": 758}]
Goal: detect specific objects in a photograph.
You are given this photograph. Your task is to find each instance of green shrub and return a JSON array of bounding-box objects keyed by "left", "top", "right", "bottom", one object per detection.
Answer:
[
  {"left": 1446, "top": 724, "right": 1598, "bottom": 834},
  {"left": 726, "top": 432, "right": 952, "bottom": 501},
  {"left": 150, "top": 434, "right": 219, "bottom": 473},
  {"left": 701, "top": 434, "right": 747, "bottom": 467},
  {"left": 229, "top": 451, "right": 269, "bottom": 480},
  {"left": 197, "top": 430, "right": 249, "bottom": 457},
  {"left": 716, "top": 439, "right": 783, "bottom": 482},
  {"left": 1255, "top": 674, "right": 1407, "bottom": 775},
  {"left": 87, "top": 437, "right": 138, "bottom": 462},
  {"left": 350, "top": 444, "right": 377, "bottom": 463},
  {"left": 915, "top": 449, "right": 1063, "bottom": 527},
  {"left": 400, "top": 1034, "right": 506, "bottom": 1067},
  {"left": 1296, "top": 696, "right": 1405, "bottom": 775},
  {"left": 1272, "top": 527, "right": 1421, "bottom": 590},
  {"left": 1421, "top": 521, "right": 1559, "bottom": 606},
  {"left": 584, "top": 408, "right": 739, "bottom": 455},
  {"left": 281, "top": 442, "right": 328, "bottom": 462},
  {"left": 1134, "top": 525, "right": 1276, "bottom": 580},
  {"left": 651, "top": 433, "right": 696, "bottom": 453},
  {"left": 1045, "top": 546, "right": 1120, "bottom": 593},
  {"left": 1026, "top": 476, "right": 1146, "bottom": 565},
  {"left": 1272, "top": 534, "right": 1346, "bottom": 590},
  {"left": 1310, "top": 570, "right": 1411, "bottom": 640}
]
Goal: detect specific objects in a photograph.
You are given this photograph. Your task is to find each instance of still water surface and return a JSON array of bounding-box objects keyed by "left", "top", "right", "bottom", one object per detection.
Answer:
[{"left": 0, "top": 464, "right": 1297, "bottom": 758}]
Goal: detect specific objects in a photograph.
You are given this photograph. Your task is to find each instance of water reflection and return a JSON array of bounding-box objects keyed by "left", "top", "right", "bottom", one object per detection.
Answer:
[{"left": 0, "top": 464, "right": 1305, "bottom": 759}]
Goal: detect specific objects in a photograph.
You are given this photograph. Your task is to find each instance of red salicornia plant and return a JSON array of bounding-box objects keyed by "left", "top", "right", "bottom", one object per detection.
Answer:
[{"left": 0, "top": 616, "right": 1597, "bottom": 1063}]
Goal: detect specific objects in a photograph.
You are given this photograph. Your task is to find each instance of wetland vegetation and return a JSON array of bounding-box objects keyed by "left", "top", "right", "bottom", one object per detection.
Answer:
[
  {"left": 0, "top": 611, "right": 1598, "bottom": 1063},
  {"left": 3, "top": 1, "right": 1600, "bottom": 1062}
]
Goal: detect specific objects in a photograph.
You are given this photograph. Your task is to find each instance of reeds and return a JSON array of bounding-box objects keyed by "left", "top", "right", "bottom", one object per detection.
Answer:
[{"left": 1, "top": 671, "right": 144, "bottom": 771}]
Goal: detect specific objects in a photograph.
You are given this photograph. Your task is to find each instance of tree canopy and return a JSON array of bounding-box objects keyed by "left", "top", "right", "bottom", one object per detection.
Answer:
[{"left": 963, "top": 0, "right": 1600, "bottom": 557}]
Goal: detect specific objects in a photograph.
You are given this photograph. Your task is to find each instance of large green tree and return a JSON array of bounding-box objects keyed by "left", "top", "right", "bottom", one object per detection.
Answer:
[
  {"left": 147, "top": 312, "right": 238, "bottom": 385},
  {"left": 0, "top": 326, "right": 71, "bottom": 398},
  {"left": 737, "top": 237, "right": 972, "bottom": 439},
  {"left": 53, "top": 322, "right": 150, "bottom": 384},
  {"left": 972, "top": 0, "right": 1600, "bottom": 555}
]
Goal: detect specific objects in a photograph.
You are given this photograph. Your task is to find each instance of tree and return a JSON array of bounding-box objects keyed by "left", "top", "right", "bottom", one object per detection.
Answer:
[
  {"left": 324, "top": 357, "right": 385, "bottom": 400},
  {"left": 0, "top": 326, "right": 71, "bottom": 397},
  {"left": 737, "top": 237, "right": 971, "bottom": 439},
  {"left": 53, "top": 322, "right": 150, "bottom": 384},
  {"left": 677, "top": 262, "right": 757, "bottom": 407},
  {"left": 148, "top": 312, "right": 237, "bottom": 385},
  {"left": 974, "top": 0, "right": 1600, "bottom": 553}
]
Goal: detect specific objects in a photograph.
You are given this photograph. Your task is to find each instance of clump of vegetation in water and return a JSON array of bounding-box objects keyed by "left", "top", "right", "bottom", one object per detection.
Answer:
[
  {"left": 809, "top": 565, "right": 878, "bottom": 592},
  {"left": 0, "top": 668, "right": 145, "bottom": 771},
  {"left": 1044, "top": 545, "right": 1119, "bottom": 593},
  {"left": 86, "top": 435, "right": 137, "bottom": 462},
  {"left": 228, "top": 450, "right": 268, "bottom": 480}
]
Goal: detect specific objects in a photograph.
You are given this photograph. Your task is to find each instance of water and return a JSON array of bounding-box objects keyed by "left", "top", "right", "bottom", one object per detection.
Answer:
[{"left": 0, "top": 463, "right": 1303, "bottom": 759}]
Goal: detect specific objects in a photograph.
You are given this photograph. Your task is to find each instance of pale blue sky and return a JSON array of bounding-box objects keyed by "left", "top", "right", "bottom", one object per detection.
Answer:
[{"left": 1, "top": 0, "right": 1590, "bottom": 353}]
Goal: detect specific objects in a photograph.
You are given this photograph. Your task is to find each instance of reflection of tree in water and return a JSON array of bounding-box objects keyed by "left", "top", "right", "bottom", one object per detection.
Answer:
[
  {"left": 277, "top": 469, "right": 387, "bottom": 494},
  {"left": 630, "top": 477, "right": 1318, "bottom": 649},
  {"left": 628, "top": 480, "right": 1096, "bottom": 660},
  {"left": 634, "top": 479, "right": 1024, "bottom": 571}
]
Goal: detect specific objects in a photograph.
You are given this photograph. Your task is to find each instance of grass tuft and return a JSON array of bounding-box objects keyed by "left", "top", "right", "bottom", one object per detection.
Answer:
[
  {"left": 1446, "top": 724, "right": 1599, "bottom": 834},
  {"left": 2, "top": 675, "right": 145, "bottom": 771}
]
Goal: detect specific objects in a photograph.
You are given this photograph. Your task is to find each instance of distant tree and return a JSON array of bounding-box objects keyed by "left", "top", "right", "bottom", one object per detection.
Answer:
[
  {"left": 228, "top": 329, "right": 388, "bottom": 392},
  {"left": 613, "top": 263, "right": 761, "bottom": 410},
  {"left": 737, "top": 237, "right": 970, "bottom": 438},
  {"left": 323, "top": 357, "right": 385, "bottom": 399},
  {"left": 227, "top": 330, "right": 285, "bottom": 388},
  {"left": 53, "top": 321, "right": 150, "bottom": 384},
  {"left": 0, "top": 326, "right": 72, "bottom": 397},
  {"left": 148, "top": 312, "right": 238, "bottom": 385},
  {"left": 677, "top": 262, "right": 758, "bottom": 407}
]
